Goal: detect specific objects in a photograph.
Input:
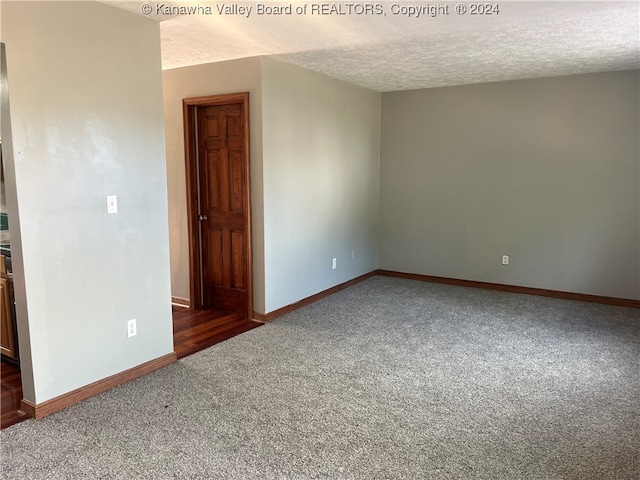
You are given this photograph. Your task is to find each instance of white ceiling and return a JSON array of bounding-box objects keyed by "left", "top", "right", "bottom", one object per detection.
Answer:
[{"left": 107, "top": 1, "right": 639, "bottom": 92}]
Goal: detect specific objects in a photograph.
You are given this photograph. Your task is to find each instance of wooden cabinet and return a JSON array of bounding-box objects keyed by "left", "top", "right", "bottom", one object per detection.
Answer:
[{"left": 0, "top": 255, "right": 17, "bottom": 360}]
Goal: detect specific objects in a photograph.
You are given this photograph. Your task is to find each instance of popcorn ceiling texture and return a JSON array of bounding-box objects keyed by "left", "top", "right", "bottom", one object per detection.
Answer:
[
  {"left": 124, "top": 0, "right": 640, "bottom": 92},
  {"left": 274, "top": 3, "right": 640, "bottom": 91}
]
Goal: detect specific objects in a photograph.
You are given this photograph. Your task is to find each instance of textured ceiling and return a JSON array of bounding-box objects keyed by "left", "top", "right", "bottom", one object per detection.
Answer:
[{"left": 107, "top": 1, "right": 639, "bottom": 91}]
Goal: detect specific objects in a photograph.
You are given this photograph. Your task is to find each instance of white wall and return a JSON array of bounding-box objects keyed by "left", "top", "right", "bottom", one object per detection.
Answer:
[
  {"left": 380, "top": 71, "right": 640, "bottom": 300},
  {"left": 162, "top": 57, "right": 265, "bottom": 311},
  {"left": 1, "top": 1, "right": 174, "bottom": 403},
  {"left": 261, "top": 58, "right": 380, "bottom": 312}
]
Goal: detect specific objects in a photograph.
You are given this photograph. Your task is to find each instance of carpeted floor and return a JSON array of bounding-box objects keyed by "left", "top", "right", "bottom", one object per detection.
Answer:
[{"left": 1, "top": 276, "right": 638, "bottom": 479}]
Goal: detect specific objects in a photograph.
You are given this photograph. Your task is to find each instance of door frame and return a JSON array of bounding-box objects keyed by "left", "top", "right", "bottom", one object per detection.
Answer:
[{"left": 182, "top": 92, "right": 252, "bottom": 317}]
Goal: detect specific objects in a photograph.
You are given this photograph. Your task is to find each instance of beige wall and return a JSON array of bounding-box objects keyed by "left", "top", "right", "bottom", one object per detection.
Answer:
[
  {"left": 261, "top": 58, "right": 380, "bottom": 312},
  {"left": 162, "top": 57, "right": 265, "bottom": 310},
  {"left": 1, "top": 1, "right": 174, "bottom": 403},
  {"left": 380, "top": 71, "right": 640, "bottom": 300}
]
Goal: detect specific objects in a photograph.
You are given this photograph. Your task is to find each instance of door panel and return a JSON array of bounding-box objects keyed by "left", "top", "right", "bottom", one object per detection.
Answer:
[
  {"left": 231, "top": 231, "right": 245, "bottom": 289},
  {"left": 206, "top": 151, "right": 223, "bottom": 210},
  {"left": 229, "top": 150, "right": 245, "bottom": 212},
  {"left": 208, "top": 229, "right": 224, "bottom": 286},
  {"left": 227, "top": 113, "right": 243, "bottom": 138}
]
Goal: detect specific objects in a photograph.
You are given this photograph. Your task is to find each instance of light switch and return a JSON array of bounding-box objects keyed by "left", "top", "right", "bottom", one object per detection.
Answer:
[{"left": 107, "top": 195, "right": 118, "bottom": 214}]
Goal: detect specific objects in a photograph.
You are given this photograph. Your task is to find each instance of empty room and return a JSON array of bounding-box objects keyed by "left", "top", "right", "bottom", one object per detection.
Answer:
[{"left": 1, "top": 1, "right": 638, "bottom": 479}]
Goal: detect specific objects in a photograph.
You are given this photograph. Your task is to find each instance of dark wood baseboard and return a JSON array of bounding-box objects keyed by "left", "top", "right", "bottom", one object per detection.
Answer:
[
  {"left": 376, "top": 270, "right": 640, "bottom": 309},
  {"left": 20, "top": 352, "right": 177, "bottom": 419},
  {"left": 253, "top": 271, "right": 376, "bottom": 322},
  {"left": 171, "top": 296, "right": 191, "bottom": 308}
]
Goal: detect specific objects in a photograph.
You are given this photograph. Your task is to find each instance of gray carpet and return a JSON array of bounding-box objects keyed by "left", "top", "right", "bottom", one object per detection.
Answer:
[{"left": 1, "top": 276, "right": 639, "bottom": 479}]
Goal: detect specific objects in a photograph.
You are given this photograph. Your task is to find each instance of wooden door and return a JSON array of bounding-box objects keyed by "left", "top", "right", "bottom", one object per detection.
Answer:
[{"left": 195, "top": 101, "right": 250, "bottom": 314}]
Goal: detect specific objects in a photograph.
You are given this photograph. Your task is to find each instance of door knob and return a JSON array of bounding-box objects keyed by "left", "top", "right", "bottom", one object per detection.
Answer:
[{"left": 198, "top": 214, "right": 208, "bottom": 221}]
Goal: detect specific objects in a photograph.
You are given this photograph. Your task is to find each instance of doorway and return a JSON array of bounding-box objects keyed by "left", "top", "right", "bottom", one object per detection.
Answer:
[
  {"left": 182, "top": 93, "right": 253, "bottom": 318},
  {"left": 0, "top": 42, "right": 26, "bottom": 429}
]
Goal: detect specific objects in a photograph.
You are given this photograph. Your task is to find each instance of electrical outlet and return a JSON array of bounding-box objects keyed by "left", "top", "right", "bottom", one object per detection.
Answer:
[
  {"left": 332, "top": 258, "right": 337, "bottom": 269},
  {"left": 352, "top": 249, "right": 356, "bottom": 260},
  {"left": 501, "top": 255, "right": 509, "bottom": 265},
  {"left": 127, "top": 319, "right": 137, "bottom": 338}
]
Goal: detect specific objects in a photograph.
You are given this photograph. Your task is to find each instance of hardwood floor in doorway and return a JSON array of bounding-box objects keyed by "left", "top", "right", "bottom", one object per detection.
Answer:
[
  {"left": 1, "top": 359, "right": 25, "bottom": 429},
  {"left": 172, "top": 306, "right": 262, "bottom": 359}
]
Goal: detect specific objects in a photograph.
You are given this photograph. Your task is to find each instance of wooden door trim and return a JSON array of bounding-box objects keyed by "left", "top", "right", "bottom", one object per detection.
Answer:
[{"left": 182, "top": 92, "right": 252, "bottom": 318}]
